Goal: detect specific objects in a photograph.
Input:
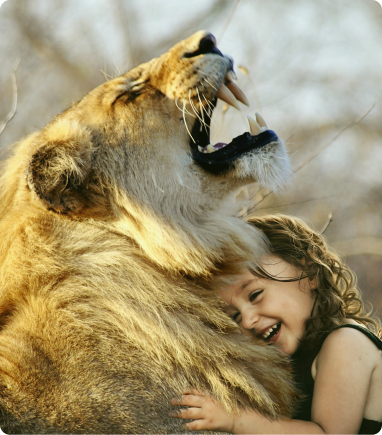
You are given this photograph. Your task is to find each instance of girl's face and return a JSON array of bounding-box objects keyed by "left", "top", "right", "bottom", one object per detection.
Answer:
[{"left": 219, "top": 256, "right": 316, "bottom": 355}]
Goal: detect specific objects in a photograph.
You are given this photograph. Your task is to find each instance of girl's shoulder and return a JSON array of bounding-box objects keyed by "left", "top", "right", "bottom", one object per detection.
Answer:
[
  {"left": 312, "top": 321, "right": 382, "bottom": 380},
  {"left": 311, "top": 321, "right": 382, "bottom": 425}
]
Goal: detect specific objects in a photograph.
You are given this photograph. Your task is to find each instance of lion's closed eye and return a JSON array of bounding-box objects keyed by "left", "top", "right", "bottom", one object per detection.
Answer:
[{"left": 113, "top": 81, "right": 148, "bottom": 105}]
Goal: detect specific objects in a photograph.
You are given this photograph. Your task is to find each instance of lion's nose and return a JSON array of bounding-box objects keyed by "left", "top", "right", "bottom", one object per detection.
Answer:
[
  {"left": 184, "top": 33, "right": 223, "bottom": 58},
  {"left": 198, "top": 33, "right": 223, "bottom": 56},
  {"left": 199, "top": 34, "right": 216, "bottom": 52}
]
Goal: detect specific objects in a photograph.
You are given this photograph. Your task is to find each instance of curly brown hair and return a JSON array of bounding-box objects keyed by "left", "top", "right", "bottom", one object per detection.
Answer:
[{"left": 246, "top": 214, "right": 382, "bottom": 349}]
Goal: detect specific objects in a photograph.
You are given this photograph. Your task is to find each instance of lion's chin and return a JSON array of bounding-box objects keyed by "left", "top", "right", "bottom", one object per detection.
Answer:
[
  {"left": 192, "top": 128, "right": 281, "bottom": 175},
  {"left": 190, "top": 106, "right": 285, "bottom": 178}
]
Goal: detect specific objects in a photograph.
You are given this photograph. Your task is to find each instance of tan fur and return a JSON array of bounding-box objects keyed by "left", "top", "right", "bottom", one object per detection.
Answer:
[{"left": 0, "top": 32, "right": 296, "bottom": 433}]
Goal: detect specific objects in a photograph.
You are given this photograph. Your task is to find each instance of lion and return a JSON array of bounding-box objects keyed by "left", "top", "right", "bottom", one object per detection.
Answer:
[{"left": 0, "top": 31, "right": 296, "bottom": 433}]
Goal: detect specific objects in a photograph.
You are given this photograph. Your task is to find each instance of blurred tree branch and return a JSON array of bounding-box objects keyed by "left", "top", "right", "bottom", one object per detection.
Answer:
[
  {"left": 246, "top": 104, "right": 377, "bottom": 214},
  {"left": 112, "top": 0, "right": 140, "bottom": 69},
  {"left": 0, "top": 60, "right": 19, "bottom": 137},
  {"left": 10, "top": 2, "right": 97, "bottom": 88},
  {"left": 115, "top": 0, "right": 234, "bottom": 66},
  {"left": 331, "top": 237, "right": 382, "bottom": 257},
  {"left": 293, "top": 104, "right": 376, "bottom": 174}
]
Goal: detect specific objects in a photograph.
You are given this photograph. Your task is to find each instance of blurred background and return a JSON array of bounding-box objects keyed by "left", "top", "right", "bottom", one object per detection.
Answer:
[{"left": 0, "top": 0, "right": 381, "bottom": 319}]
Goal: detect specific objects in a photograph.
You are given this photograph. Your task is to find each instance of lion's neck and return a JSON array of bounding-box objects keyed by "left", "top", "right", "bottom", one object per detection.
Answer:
[{"left": 108, "top": 197, "right": 265, "bottom": 276}]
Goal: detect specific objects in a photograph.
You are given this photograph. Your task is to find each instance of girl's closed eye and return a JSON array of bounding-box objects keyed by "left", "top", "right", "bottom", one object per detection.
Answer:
[
  {"left": 229, "top": 291, "right": 263, "bottom": 323},
  {"left": 231, "top": 311, "right": 241, "bottom": 323},
  {"left": 249, "top": 290, "right": 263, "bottom": 302}
]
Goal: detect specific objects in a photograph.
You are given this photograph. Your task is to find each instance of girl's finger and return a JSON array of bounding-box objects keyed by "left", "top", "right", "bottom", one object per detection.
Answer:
[
  {"left": 171, "top": 389, "right": 203, "bottom": 405},
  {"left": 171, "top": 394, "right": 204, "bottom": 407},
  {"left": 171, "top": 407, "right": 203, "bottom": 420},
  {"left": 183, "top": 388, "right": 203, "bottom": 396},
  {"left": 185, "top": 419, "right": 209, "bottom": 431}
]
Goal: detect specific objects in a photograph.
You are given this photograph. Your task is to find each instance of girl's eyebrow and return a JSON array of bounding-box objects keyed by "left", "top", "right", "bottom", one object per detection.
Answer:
[{"left": 239, "top": 278, "right": 257, "bottom": 293}]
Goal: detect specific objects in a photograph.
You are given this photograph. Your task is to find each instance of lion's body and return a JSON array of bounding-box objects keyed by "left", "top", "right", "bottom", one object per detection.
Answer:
[{"left": 0, "top": 32, "right": 295, "bottom": 433}]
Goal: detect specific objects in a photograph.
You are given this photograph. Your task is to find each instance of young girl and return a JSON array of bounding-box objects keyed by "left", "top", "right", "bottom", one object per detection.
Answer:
[{"left": 172, "top": 214, "right": 382, "bottom": 434}]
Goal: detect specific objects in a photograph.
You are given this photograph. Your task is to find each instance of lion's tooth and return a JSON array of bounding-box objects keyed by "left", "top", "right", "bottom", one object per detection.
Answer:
[
  {"left": 247, "top": 116, "right": 262, "bottom": 135},
  {"left": 226, "top": 81, "right": 250, "bottom": 107},
  {"left": 255, "top": 112, "right": 268, "bottom": 129},
  {"left": 198, "top": 146, "right": 204, "bottom": 153},
  {"left": 226, "top": 70, "right": 237, "bottom": 82},
  {"left": 206, "top": 144, "right": 215, "bottom": 153},
  {"left": 216, "top": 84, "right": 240, "bottom": 110}
]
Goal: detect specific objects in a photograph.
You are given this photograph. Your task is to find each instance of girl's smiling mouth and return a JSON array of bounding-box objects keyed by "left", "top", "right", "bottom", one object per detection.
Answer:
[{"left": 259, "top": 322, "right": 281, "bottom": 342}]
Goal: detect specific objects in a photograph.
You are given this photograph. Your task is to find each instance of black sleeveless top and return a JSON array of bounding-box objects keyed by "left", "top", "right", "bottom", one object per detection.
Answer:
[{"left": 291, "top": 324, "right": 382, "bottom": 434}]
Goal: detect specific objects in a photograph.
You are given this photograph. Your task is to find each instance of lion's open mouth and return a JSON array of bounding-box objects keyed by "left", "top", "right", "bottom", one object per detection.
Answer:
[{"left": 190, "top": 72, "right": 279, "bottom": 175}]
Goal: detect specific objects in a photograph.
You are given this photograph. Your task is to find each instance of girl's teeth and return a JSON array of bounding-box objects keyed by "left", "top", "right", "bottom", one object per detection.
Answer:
[{"left": 262, "top": 324, "right": 279, "bottom": 338}]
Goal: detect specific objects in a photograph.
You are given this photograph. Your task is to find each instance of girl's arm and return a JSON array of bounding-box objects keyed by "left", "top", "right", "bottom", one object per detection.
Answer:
[
  {"left": 172, "top": 393, "right": 325, "bottom": 434},
  {"left": 172, "top": 328, "right": 376, "bottom": 434},
  {"left": 310, "top": 326, "right": 376, "bottom": 434}
]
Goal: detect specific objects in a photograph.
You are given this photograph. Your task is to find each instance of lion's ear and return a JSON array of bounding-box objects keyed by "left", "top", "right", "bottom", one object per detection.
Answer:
[{"left": 27, "top": 119, "right": 94, "bottom": 214}]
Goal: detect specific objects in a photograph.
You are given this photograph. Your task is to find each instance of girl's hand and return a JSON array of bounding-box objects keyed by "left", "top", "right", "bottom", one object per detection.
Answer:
[{"left": 171, "top": 390, "right": 235, "bottom": 432}]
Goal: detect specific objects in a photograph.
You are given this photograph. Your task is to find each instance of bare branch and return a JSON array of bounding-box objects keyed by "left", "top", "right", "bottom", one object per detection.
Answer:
[
  {"left": 293, "top": 104, "right": 376, "bottom": 174},
  {"left": 112, "top": 0, "right": 139, "bottom": 69},
  {"left": 218, "top": 0, "right": 242, "bottom": 42},
  {"left": 320, "top": 212, "right": 333, "bottom": 235},
  {"left": 331, "top": 237, "right": 382, "bottom": 257},
  {"left": 249, "top": 104, "right": 376, "bottom": 211},
  {"left": 0, "top": 59, "right": 20, "bottom": 137},
  {"left": 249, "top": 188, "right": 273, "bottom": 211},
  {"left": 11, "top": 3, "right": 95, "bottom": 88},
  {"left": 253, "top": 193, "right": 338, "bottom": 212},
  {"left": 141, "top": 0, "right": 232, "bottom": 63}
]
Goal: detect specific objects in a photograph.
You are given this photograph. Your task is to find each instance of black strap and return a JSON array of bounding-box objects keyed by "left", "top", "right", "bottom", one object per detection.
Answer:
[{"left": 333, "top": 324, "right": 382, "bottom": 350}]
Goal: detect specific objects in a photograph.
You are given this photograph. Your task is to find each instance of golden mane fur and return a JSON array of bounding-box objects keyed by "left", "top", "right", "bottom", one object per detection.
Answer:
[{"left": 0, "top": 32, "right": 296, "bottom": 433}]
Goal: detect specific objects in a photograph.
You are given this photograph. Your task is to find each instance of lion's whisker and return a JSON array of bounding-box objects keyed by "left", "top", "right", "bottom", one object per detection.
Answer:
[
  {"left": 189, "top": 90, "right": 208, "bottom": 132},
  {"left": 182, "top": 101, "right": 195, "bottom": 143},
  {"left": 100, "top": 69, "right": 114, "bottom": 81},
  {"left": 196, "top": 88, "right": 210, "bottom": 134},
  {"left": 188, "top": 91, "right": 200, "bottom": 119},
  {"left": 176, "top": 97, "right": 197, "bottom": 118},
  {"left": 175, "top": 98, "right": 196, "bottom": 119},
  {"left": 200, "top": 100, "right": 212, "bottom": 123},
  {"left": 202, "top": 77, "right": 217, "bottom": 91},
  {"left": 174, "top": 98, "right": 182, "bottom": 114},
  {"left": 202, "top": 94, "right": 217, "bottom": 128},
  {"left": 202, "top": 94, "right": 214, "bottom": 114}
]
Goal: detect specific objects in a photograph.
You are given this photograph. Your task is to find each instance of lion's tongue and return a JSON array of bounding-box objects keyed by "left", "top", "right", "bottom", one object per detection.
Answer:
[
  {"left": 214, "top": 142, "right": 227, "bottom": 150},
  {"left": 213, "top": 142, "right": 226, "bottom": 149},
  {"left": 198, "top": 142, "right": 227, "bottom": 153}
]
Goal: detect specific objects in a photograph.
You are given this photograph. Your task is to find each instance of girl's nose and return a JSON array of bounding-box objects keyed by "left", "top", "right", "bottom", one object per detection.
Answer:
[{"left": 241, "top": 309, "right": 260, "bottom": 331}]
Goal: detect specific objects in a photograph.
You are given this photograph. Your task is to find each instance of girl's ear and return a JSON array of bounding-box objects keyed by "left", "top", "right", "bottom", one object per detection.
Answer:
[{"left": 308, "top": 275, "right": 318, "bottom": 290}]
